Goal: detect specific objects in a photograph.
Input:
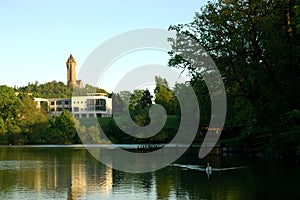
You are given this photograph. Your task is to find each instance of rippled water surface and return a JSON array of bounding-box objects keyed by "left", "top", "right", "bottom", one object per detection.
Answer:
[{"left": 0, "top": 146, "right": 299, "bottom": 199}]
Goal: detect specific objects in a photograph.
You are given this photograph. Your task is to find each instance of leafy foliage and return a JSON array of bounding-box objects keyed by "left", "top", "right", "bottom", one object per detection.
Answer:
[
  {"left": 17, "top": 81, "right": 109, "bottom": 98},
  {"left": 0, "top": 85, "right": 48, "bottom": 144},
  {"left": 130, "top": 89, "right": 152, "bottom": 127},
  {"left": 169, "top": 0, "right": 300, "bottom": 158},
  {"left": 44, "top": 110, "right": 80, "bottom": 144},
  {"left": 17, "top": 81, "right": 72, "bottom": 98},
  {"left": 154, "top": 76, "right": 178, "bottom": 115}
]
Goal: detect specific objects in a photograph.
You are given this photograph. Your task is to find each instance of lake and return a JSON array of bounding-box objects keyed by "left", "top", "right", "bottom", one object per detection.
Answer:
[{"left": 0, "top": 145, "right": 299, "bottom": 199}]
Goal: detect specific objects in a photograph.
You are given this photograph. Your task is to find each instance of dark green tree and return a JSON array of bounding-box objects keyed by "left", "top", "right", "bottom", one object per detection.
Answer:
[
  {"left": 17, "top": 81, "right": 72, "bottom": 98},
  {"left": 168, "top": 0, "right": 300, "bottom": 157},
  {"left": 17, "top": 81, "right": 109, "bottom": 98},
  {"left": 17, "top": 93, "right": 48, "bottom": 143},
  {"left": 45, "top": 110, "right": 80, "bottom": 144},
  {"left": 0, "top": 86, "right": 21, "bottom": 143},
  {"left": 154, "top": 76, "right": 178, "bottom": 115},
  {"left": 0, "top": 85, "right": 49, "bottom": 144}
]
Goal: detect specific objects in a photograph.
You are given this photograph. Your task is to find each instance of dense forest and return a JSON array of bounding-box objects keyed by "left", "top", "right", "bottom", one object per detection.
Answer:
[
  {"left": 168, "top": 0, "right": 300, "bottom": 158},
  {"left": 0, "top": 0, "right": 299, "bottom": 159}
]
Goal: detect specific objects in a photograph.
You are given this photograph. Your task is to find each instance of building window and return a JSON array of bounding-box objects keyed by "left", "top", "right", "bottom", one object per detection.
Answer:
[
  {"left": 50, "top": 102, "right": 55, "bottom": 105},
  {"left": 57, "top": 101, "right": 62, "bottom": 105},
  {"left": 57, "top": 108, "right": 62, "bottom": 111},
  {"left": 87, "top": 99, "right": 95, "bottom": 111},
  {"left": 74, "top": 114, "right": 80, "bottom": 118},
  {"left": 89, "top": 113, "right": 95, "bottom": 118},
  {"left": 87, "top": 99, "right": 94, "bottom": 105},
  {"left": 95, "top": 99, "right": 106, "bottom": 111},
  {"left": 81, "top": 114, "right": 87, "bottom": 118},
  {"left": 65, "top": 101, "right": 69, "bottom": 105},
  {"left": 74, "top": 107, "right": 79, "bottom": 112}
]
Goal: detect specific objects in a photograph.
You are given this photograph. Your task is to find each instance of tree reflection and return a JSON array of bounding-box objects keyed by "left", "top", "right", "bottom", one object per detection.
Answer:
[{"left": 0, "top": 147, "right": 298, "bottom": 199}]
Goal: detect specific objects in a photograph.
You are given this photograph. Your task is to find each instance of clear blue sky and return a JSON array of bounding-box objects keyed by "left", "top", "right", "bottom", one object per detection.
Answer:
[{"left": 0, "top": 0, "right": 208, "bottom": 91}]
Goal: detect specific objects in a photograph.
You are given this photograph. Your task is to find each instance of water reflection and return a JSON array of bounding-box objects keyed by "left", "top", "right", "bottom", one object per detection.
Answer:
[{"left": 0, "top": 146, "right": 299, "bottom": 199}]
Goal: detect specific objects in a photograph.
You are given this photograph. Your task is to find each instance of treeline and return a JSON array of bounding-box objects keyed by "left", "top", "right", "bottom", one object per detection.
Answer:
[
  {"left": 0, "top": 81, "right": 108, "bottom": 144},
  {"left": 17, "top": 81, "right": 72, "bottom": 98},
  {"left": 77, "top": 116, "right": 181, "bottom": 144},
  {"left": 108, "top": 76, "right": 203, "bottom": 144},
  {"left": 0, "top": 83, "right": 110, "bottom": 145},
  {"left": 168, "top": 0, "right": 300, "bottom": 158},
  {"left": 0, "top": 77, "right": 184, "bottom": 145},
  {"left": 16, "top": 81, "right": 109, "bottom": 98},
  {"left": 0, "top": 85, "right": 77, "bottom": 144}
]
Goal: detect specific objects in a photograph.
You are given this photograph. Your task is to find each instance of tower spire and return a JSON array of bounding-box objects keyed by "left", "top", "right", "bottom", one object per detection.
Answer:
[{"left": 66, "top": 54, "right": 77, "bottom": 88}]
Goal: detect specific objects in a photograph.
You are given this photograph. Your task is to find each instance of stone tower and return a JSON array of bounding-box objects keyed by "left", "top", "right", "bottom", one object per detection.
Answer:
[{"left": 66, "top": 54, "right": 77, "bottom": 88}]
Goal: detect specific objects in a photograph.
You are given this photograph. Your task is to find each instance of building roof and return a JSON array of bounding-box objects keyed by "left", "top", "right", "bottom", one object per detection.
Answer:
[{"left": 66, "top": 54, "right": 76, "bottom": 63}]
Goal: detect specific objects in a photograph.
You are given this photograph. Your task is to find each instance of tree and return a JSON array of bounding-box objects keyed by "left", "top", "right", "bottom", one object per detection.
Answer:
[
  {"left": 77, "top": 125, "right": 102, "bottom": 144},
  {"left": 0, "top": 86, "right": 21, "bottom": 131},
  {"left": 129, "top": 89, "right": 153, "bottom": 126},
  {"left": 154, "top": 76, "right": 178, "bottom": 115},
  {"left": 295, "top": 0, "right": 300, "bottom": 33},
  {"left": 17, "top": 81, "right": 72, "bottom": 98},
  {"left": 112, "top": 91, "right": 132, "bottom": 114},
  {"left": 0, "top": 85, "right": 49, "bottom": 144},
  {"left": 140, "top": 89, "right": 153, "bottom": 108},
  {"left": 17, "top": 81, "right": 109, "bottom": 98},
  {"left": 73, "top": 83, "right": 109, "bottom": 96},
  {"left": 45, "top": 110, "right": 80, "bottom": 144},
  {"left": 17, "top": 93, "right": 48, "bottom": 143},
  {"left": 168, "top": 0, "right": 300, "bottom": 157}
]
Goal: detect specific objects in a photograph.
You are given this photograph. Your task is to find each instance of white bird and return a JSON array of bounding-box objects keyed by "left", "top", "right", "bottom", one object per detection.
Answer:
[{"left": 206, "top": 162, "right": 212, "bottom": 174}]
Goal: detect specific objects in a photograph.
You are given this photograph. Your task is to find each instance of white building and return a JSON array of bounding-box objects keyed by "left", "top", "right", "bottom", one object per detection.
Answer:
[
  {"left": 71, "top": 93, "right": 112, "bottom": 118},
  {"left": 34, "top": 55, "right": 112, "bottom": 119},
  {"left": 35, "top": 93, "right": 112, "bottom": 118}
]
